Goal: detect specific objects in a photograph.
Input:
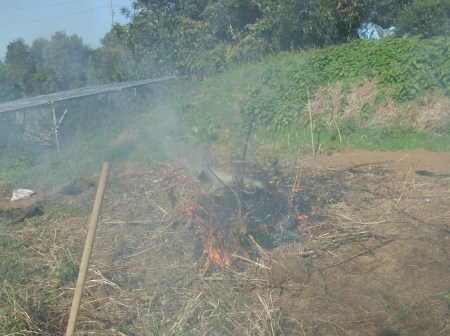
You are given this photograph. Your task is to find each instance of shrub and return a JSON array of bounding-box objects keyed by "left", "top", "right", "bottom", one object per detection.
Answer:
[{"left": 397, "top": 0, "right": 450, "bottom": 37}]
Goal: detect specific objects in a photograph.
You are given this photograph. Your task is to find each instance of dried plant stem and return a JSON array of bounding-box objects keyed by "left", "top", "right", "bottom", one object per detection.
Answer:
[
  {"left": 307, "top": 89, "right": 315, "bottom": 155},
  {"left": 333, "top": 118, "right": 343, "bottom": 148},
  {"left": 321, "top": 238, "right": 394, "bottom": 270},
  {"left": 232, "top": 254, "right": 270, "bottom": 269}
]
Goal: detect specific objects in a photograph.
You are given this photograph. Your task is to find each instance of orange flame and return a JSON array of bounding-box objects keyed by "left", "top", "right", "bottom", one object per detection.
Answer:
[
  {"left": 188, "top": 204, "right": 233, "bottom": 272},
  {"left": 203, "top": 226, "right": 232, "bottom": 269}
]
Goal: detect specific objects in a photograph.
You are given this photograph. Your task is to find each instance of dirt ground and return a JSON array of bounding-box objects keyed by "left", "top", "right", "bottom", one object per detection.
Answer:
[
  {"left": 276, "top": 149, "right": 450, "bottom": 335},
  {"left": 1, "top": 149, "right": 449, "bottom": 335}
]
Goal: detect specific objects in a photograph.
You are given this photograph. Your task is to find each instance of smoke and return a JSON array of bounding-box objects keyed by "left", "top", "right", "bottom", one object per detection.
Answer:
[{"left": 144, "top": 99, "right": 211, "bottom": 175}]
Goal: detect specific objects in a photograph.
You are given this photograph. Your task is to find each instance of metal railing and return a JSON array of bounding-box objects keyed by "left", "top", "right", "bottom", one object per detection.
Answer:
[{"left": 0, "top": 76, "right": 178, "bottom": 114}]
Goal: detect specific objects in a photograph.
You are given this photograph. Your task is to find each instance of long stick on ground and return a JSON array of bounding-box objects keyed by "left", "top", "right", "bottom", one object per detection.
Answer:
[{"left": 66, "top": 162, "right": 111, "bottom": 336}]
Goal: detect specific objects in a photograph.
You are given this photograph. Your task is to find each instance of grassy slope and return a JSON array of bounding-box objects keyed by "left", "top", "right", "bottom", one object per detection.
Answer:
[
  {"left": 1, "top": 36, "right": 449, "bottom": 188},
  {"left": 182, "top": 36, "right": 450, "bottom": 158}
]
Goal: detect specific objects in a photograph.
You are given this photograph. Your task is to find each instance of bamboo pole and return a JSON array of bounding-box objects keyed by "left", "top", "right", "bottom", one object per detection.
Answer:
[{"left": 66, "top": 162, "right": 111, "bottom": 336}]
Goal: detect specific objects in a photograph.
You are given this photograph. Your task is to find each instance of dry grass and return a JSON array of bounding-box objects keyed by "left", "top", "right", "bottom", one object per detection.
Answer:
[
  {"left": 1, "top": 156, "right": 449, "bottom": 335},
  {"left": 309, "top": 80, "right": 450, "bottom": 132}
]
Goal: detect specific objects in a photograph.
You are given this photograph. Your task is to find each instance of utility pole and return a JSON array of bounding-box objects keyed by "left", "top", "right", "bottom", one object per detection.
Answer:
[{"left": 109, "top": 0, "right": 115, "bottom": 26}]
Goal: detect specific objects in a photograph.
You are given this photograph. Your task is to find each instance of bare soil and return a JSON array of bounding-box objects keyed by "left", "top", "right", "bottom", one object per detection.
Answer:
[{"left": 1, "top": 149, "right": 449, "bottom": 335}]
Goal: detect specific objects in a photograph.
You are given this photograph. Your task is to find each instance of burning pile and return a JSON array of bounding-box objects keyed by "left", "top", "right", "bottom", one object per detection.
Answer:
[{"left": 184, "top": 161, "right": 323, "bottom": 272}]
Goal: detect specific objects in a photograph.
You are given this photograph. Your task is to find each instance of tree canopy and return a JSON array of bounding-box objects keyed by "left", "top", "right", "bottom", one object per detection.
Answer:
[
  {"left": 1, "top": 32, "right": 92, "bottom": 101},
  {"left": 110, "top": 0, "right": 420, "bottom": 77},
  {"left": 1, "top": 0, "right": 447, "bottom": 100}
]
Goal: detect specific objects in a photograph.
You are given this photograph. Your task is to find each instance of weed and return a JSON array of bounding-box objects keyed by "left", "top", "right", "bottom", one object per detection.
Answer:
[
  {"left": 0, "top": 309, "right": 28, "bottom": 335},
  {"left": 54, "top": 260, "right": 78, "bottom": 286},
  {"left": 440, "top": 292, "right": 450, "bottom": 304},
  {"left": 0, "top": 233, "right": 23, "bottom": 285},
  {"left": 437, "top": 120, "right": 450, "bottom": 136},
  {"left": 0, "top": 145, "right": 39, "bottom": 185},
  {"left": 374, "top": 90, "right": 389, "bottom": 107},
  {"left": 360, "top": 102, "right": 374, "bottom": 120},
  {"left": 0, "top": 233, "right": 14, "bottom": 249},
  {"left": 0, "top": 280, "right": 40, "bottom": 334},
  {"left": 45, "top": 203, "right": 80, "bottom": 220}
]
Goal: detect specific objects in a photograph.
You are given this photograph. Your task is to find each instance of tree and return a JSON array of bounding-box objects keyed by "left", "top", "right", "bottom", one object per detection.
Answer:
[
  {"left": 40, "top": 31, "right": 92, "bottom": 91},
  {"left": 29, "top": 38, "right": 58, "bottom": 94},
  {"left": 87, "top": 30, "right": 138, "bottom": 83},
  {"left": 3, "top": 32, "right": 93, "bottom": 97},
  {"left": 113, "top": 0, "right": 370, "bottom": 77},
  {"left": 361, "top": 0, "right": 412, "bottom": 27},
  {"left": 398, "top": 0, "right": 450, "bottom": 37},
  {"left": 4, "top": 39, "right": 36, "bottom": 96},
  {"left": 0, "top": 60, "right": 20, "bottom": 102},
  {"left": 114, "top": 0, "right": 264, "bottom": 75}
]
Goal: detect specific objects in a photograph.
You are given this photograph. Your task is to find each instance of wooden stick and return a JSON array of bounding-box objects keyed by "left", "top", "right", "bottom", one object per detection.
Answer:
[{"left": 66, "top": 162, "right": 111, "bottom": 336}]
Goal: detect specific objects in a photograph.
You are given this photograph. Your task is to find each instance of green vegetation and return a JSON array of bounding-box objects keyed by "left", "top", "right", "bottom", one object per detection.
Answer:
[
  {"left": 2, "top": 1, "right": 447, "bottom": 95},
  {"left": 311, "top": 36, "right": 450, "bottom": 100},
  {"left": 240, "top": 36, "right": 449, "bottom": 131},
  {"left": 0, "top": 234, "right": 21, "bottom": 284},
  {"left": 109, "top": 0, "right": 447, "bottom": 78},
  {"left": 183, "top": 36, "right": 450, "bottom": 155},
  {"left": 398, "top": 0, "right": 450, "bottom": 38},
  {"left": 0, "top": 225, "right": 79, "bottom": 334},
  {"left": 441, "top": 292, "right": 450, "bottom": 304},
  {"left": 339, "top": 122, "right": 450, "bottom": 152},
  {"left": 54, "top": 260, "right": 78, "bottom": 286},
  {"left": 0, "top": 233, "right": 33, "bottom": 334}
]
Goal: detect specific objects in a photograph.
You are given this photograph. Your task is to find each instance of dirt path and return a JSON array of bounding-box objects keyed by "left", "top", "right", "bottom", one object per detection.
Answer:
[
  {"left": 303, "top": 148, "right": 450, "bottom": 176},
  {"left": 275, "top": 149, "right": 450, "bottom": 335}
]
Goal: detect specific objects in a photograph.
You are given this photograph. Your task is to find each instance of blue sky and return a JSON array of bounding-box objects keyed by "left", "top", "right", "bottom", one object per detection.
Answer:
[{"left": 0, "top": 0, "right": 132, "bottom": 60}]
